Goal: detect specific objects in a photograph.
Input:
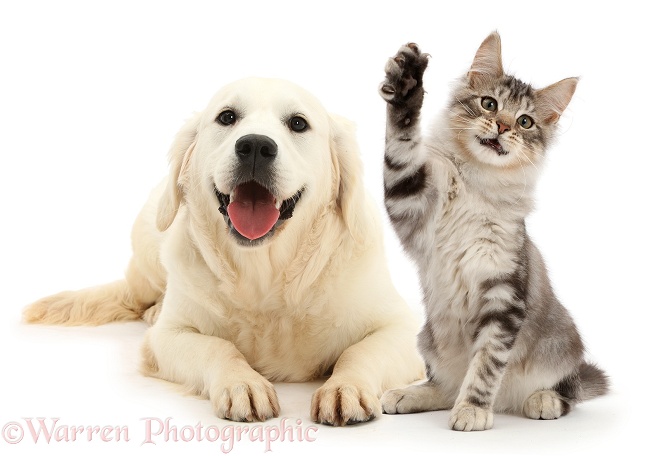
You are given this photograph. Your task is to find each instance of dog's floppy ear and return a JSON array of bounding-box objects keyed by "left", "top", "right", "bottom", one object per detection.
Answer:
[
  {"left": 329, "top": 114, "right": 369, "bottom": 244},
  {"left": 156, "top": 113, "right": 200, "bottom": 231}
]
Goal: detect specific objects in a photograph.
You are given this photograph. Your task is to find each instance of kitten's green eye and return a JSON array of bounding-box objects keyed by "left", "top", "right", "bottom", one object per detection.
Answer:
[
  {"left": 517, "top": 115, "right": 534, "bottom": 129},
  {"left": 481, "top": 97, "right": 498, "bottom": 112}
]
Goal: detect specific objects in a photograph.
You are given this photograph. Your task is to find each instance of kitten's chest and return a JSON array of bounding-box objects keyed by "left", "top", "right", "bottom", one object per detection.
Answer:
[{"left": 422, "top": 192, "right": 523, "bottom": 315}]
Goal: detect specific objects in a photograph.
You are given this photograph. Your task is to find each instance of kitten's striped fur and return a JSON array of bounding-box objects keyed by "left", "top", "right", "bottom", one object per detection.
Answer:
[{"left": 379, "top": 32, "right": 608, "bottom": 431}]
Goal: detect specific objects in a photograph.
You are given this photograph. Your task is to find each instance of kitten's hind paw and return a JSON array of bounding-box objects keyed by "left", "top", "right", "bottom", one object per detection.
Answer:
[
  {"left": 381, "top": 388, "right": 415, "bottom": 414},
  {"left": 523, "top": 390, "right": 566, "bottom": 420},
  {"left": 381, "top": 382, "right": 450, "bottom": 414},
  {"left": 379, "top": 43, "right": 430, "bottom": 105}
]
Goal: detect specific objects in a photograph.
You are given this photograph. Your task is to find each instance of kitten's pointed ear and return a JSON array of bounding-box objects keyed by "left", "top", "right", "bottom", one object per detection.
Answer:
[
  {"left": 468, "top": 31, "right": 504, "bottom": 87},
  {"left": 536, "top": 77, "right": 579, "bottom": 124}
]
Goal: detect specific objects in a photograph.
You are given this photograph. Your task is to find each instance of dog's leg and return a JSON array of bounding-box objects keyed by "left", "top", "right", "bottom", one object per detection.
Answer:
[
  {"left": 23, "top": 254, "right": 162, "bottom": 325},
  {"left": 310, "top": 323, "right": 424, "bottom": 426},
  {"left": 145, "top": 326, "right": 280, "bottom": 422}
]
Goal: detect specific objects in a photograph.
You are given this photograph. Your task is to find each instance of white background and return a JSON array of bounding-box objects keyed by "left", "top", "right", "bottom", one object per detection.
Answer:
[{"left": 1, "top": 1, "right": 669, "bottom": 455}]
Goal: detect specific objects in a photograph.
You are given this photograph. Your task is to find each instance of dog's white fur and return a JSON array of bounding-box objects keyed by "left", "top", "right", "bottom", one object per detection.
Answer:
[{"left": 24, "top": 78, "right": 424, "bottom": 425}]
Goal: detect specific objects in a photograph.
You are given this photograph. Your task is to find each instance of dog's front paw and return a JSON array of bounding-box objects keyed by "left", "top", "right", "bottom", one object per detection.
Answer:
[
  {"left": 311, "top": 383, "right": 380, "bottom": 426},
  {"left": 449, "top": 401, "right": 494, "bottom": 432},
  {"left": 210, "top": 376, "right": 280, "bottom": 422},
  {"left": 379, "top": 43, "right": 429, "bottom": 105}
]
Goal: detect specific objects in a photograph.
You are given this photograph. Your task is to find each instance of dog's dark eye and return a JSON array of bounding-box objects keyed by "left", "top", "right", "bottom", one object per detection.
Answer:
[
  {"left": 288, "top": 116, "right": 308, "bottom": 132},
  {"left": 217, "top": 110, "right": 237, "bottom": 126}
]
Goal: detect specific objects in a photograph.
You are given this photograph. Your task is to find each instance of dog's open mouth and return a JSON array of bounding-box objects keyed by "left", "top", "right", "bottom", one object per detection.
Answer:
[
  {"left": 479, "top": 137, "right": 508, "bottom": 156},
  {"left": 215, "top": 182, "right": 303, "bottom": 242}
]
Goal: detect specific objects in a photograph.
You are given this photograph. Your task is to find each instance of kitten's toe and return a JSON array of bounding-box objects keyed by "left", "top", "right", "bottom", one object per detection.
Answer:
[
  {"left": 381, "top": 388, "right": 413, "bottom": 414},
  {"left": 382, "top": 382, "right": 451, "bottom": 414},
  {"left": 395, "top": 42, "right": 429, "bottom": 76},
  {"left": 378, "top": 81, "right": 399, "bottom": 102},
  {"left": 449, "top": 401, "right": 494, "bottom": 431},
  {"left": 523, "top": 390, "right": 565, "bottom": 420}
]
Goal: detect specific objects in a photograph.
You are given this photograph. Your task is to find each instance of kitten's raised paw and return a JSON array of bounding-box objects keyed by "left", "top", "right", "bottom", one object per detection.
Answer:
[
  {"left": 523, "top": 390, "right": 566, "bottom": 420},
  {"left": 379, "top": 43, "right": 429, "bottom": 105},
  {"left": 449, "top": 401, "right": 494, "bottom": 432}
]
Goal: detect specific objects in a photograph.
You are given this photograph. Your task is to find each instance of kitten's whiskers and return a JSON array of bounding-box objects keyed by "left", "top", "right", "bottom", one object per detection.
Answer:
[
  {"left": 448, "top": 109, "right": 475, "bottom": 124},
  {"left": 454, "top": 97, "right": 477, "bottom": 117},
  {"left": 519, "top": 144, "right": 541, "bottom": 172}
]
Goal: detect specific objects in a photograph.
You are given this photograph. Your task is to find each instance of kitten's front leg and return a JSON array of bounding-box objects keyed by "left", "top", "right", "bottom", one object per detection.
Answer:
[
  {"left": 379, "top": 44, "right": 436, "bottom": 254},
  {"left": 450, "top": 283, "right": 527, "bottom": 431}
]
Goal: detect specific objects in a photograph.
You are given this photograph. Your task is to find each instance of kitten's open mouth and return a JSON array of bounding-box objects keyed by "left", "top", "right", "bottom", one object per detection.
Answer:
[
  {"left": 214, "top": 182, "right": 303, "bottom": 244},
  {"left": 479, "top": 137, "right": 508, "bottom": 156}
]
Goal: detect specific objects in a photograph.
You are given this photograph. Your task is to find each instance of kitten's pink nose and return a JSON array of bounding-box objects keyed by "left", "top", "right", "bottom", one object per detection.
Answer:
[{"left": 497, "top": 121, "right": 510, "bottom": 134}]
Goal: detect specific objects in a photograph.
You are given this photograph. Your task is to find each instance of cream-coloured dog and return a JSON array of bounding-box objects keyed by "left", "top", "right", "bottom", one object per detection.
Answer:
[{"left": 23, "top": 78, "right": 424, "bottom": 425}]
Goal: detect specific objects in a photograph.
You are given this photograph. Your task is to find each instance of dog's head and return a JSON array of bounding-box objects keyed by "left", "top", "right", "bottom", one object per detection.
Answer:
[{"left": 156, "top": 78, "right": 366, "bottom": 247}]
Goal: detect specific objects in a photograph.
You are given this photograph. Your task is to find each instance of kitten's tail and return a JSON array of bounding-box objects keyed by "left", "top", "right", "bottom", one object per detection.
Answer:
[{"left": 579, "top": 361, "right": 610, "bottom": 400}]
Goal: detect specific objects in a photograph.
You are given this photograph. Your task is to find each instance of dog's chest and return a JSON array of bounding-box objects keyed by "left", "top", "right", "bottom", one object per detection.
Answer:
[
  {"left": 204, "top": 250, "right": 359, "bottom": 381},
  {"left": 224, "top": 306, "right": 339, "bottom": 382}
]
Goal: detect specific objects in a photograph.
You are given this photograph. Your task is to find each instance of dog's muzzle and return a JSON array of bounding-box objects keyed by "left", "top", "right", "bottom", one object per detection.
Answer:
[{"left": 213, "top": 135, "right": 304, "bottom": 245}]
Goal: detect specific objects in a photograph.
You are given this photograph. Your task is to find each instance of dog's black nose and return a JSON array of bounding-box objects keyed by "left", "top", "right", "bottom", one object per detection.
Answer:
[{"left": 235, "top": 134, "right": 277, "bottom": 163}]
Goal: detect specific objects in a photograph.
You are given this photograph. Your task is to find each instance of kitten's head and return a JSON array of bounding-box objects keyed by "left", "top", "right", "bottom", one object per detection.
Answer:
[{"left": 448, "top": 32, "right": 577, "bottom": 170}]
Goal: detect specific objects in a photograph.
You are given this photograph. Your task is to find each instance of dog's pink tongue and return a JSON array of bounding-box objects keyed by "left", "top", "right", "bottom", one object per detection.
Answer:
[{"left": 227, "top": 182, "right": 280, "bottom": 240}]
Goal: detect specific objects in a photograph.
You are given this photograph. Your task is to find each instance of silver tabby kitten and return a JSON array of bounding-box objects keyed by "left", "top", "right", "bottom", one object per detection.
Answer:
[{"left": 378, "top": 32, "right": 608, "bottom": 431}]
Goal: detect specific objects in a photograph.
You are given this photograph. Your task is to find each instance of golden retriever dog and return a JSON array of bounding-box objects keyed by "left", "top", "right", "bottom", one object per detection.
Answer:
[{"left": 23, "top": 78, "right": 424, "bottom": 426}]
